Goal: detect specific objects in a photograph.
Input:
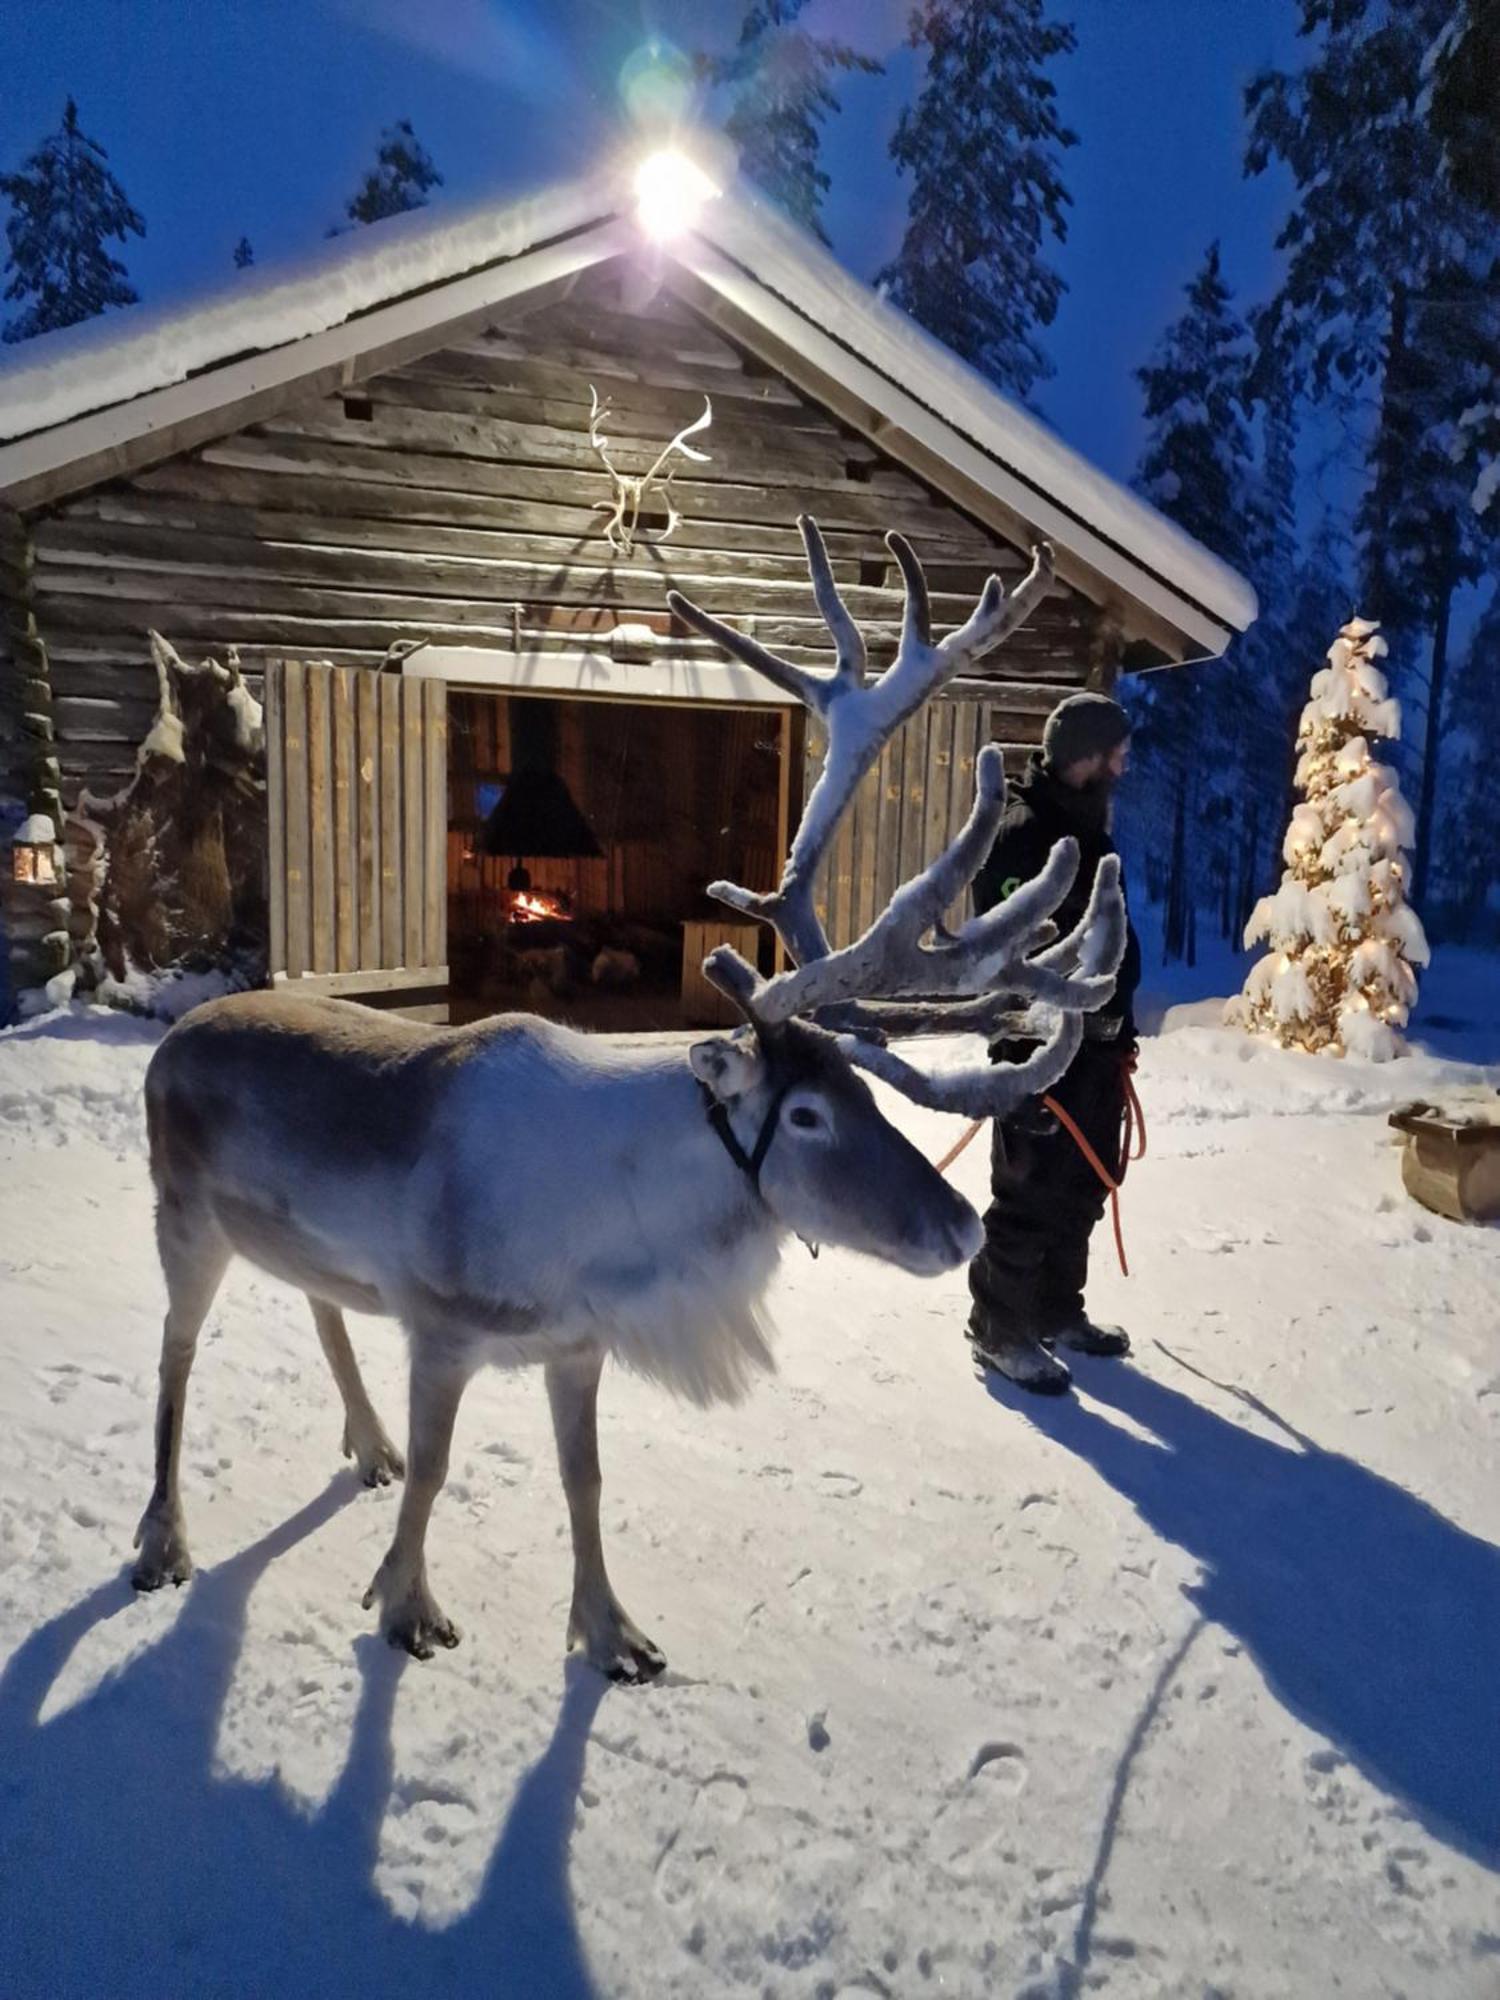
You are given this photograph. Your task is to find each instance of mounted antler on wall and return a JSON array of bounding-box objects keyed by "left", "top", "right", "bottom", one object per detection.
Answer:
[{"left": 586, "top": 385, "right": 712, "bottom": 555}]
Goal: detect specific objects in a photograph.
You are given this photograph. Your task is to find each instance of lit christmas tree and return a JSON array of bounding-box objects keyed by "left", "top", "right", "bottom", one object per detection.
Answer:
[{"left": 1231, "top": 616, "right": 1429, "bottom": 1059}]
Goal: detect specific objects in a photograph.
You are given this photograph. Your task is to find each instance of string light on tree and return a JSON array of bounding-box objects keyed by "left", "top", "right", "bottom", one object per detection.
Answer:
[{"left": 1229, "top": 616, "right": 1428, "bottom": 1060}]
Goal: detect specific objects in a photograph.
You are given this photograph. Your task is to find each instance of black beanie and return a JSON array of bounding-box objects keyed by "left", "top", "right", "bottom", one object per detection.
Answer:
[{"left": 1042, "top": 691, "right": 1132, "bottom": 773}]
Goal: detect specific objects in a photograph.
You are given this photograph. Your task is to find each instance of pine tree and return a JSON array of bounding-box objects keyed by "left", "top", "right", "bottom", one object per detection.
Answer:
[
  {"left": 233, "top": 236, "right": 254, "bottom": 270},
  {"left": 1233, "top": 618, "right": 1429, "bottom": 1060},
  {"left": 1428, "top": 0, "right": 1500, "bottom": 217},
  {"left": 1427, "top": 0, "right": 1500, "bottom": 584},
  {"left": 702, "top": 2, "right": 880, "bottom": 243},
  {"left": 1124, "top": 244, "right": 1256, "bottom": 959},
  {"left": 343, "top": 120, "right": 442, "bottom": 228},
  {"left": 1245, "top": 0, "right": 1500, "bottom": 915},
  {"left": 0, "top": 99, "right": 145, "bottom": 344},
  {"left": 878, "top": 0, "right": 1076, "bottom": 404}
]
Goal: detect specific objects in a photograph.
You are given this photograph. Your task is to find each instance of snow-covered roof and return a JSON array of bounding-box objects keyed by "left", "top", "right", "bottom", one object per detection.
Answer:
[{"left": 0, "top": 161, "right": 1256, "bottom": 655}]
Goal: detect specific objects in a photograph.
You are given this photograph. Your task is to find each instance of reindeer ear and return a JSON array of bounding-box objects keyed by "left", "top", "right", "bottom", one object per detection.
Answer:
[{"left": 688, "top": 1035, "right": 764, "bottom": 1103}]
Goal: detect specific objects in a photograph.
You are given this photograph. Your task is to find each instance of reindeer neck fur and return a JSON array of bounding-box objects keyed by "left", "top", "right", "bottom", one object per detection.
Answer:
[{"left": 421, "top": 1019, "right": 787, "bottom": 1406}]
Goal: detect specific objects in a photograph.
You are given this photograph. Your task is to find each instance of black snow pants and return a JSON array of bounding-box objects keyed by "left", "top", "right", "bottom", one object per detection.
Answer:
[{"left": 967, "top": 1038, "right": 1128, "bottom": 1336}]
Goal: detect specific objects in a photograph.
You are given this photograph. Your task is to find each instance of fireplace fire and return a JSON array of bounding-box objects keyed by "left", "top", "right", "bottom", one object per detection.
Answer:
[{"left": 507, "top": 887, "right": 572, "bottom": 924}]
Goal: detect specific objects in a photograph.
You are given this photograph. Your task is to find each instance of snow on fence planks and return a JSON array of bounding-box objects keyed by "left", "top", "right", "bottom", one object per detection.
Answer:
[{"left": 265, "top": 658, "right": 447, "bottom": 1015}]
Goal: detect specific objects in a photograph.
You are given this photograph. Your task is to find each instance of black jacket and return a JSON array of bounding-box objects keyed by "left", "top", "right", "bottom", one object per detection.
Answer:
[{"left": 972, "top": 753, "right": 1140, "bottom": 1038}]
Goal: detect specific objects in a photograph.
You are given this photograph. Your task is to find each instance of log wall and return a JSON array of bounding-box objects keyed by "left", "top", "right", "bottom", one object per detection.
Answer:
[{"left": 16, "top": 261, "right": 1104, "bottom": 806}]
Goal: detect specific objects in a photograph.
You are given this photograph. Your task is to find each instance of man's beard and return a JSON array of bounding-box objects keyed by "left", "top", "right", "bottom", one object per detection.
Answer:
[{"left": 1071, "top": 774, "right": 1117, "bottom": 830}]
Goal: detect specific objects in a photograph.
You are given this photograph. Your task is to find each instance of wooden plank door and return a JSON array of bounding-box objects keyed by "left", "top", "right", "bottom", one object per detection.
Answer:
[
  {"left": 264, "top": 659, "right": 449, "bottom": 1018},
  {"left": 808, "top": 691, "right": 990, "bottom": 950}
]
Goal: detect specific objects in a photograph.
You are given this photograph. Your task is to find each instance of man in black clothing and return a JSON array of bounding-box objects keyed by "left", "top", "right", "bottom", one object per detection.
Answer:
[{"left": 967, "top": 690, "right": 1141, "bottom": 1395}]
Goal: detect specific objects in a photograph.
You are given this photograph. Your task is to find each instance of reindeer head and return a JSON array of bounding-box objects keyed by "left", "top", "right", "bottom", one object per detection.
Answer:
[{"left": 671, "top": 517, "right": 1129, "bottom": 1274}]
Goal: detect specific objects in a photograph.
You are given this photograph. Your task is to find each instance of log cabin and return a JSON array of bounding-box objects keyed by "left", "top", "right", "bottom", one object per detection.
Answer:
[{"left": 0, "top": 154, "right": 1255, "bottom": 1025}]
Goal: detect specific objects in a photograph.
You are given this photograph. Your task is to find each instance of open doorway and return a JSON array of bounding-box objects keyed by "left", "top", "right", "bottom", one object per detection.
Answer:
[{"left": 448, "top": 689, "right": 796, "bottom": 1030}]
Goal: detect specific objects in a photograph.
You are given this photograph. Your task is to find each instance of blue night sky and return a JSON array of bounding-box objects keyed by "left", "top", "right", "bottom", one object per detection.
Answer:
[{"left": 0, "top": 1, "right": 1302, "bottom": 486}]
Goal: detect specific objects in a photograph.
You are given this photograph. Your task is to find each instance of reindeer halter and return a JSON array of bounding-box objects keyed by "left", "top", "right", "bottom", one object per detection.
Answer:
[{"left": 696, "top": 1077, "right": 797, "bottom": 1195}]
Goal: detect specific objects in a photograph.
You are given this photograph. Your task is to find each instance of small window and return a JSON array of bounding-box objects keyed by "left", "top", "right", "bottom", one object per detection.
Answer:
[
  {"left": 845, "top": 457, "right": 873, "bottom": 484},
  {"left": 342, "top": 394, "right": 374, "bottom": 422},
  {"left": 635, "top": 508, "right": 672, "bottom": 538},
  {"left": 859, "top": 556, "right": 887, "bottom": 588}
]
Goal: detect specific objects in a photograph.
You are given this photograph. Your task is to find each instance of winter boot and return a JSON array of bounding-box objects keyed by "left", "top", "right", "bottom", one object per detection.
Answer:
[
  {"left": 1047, "top": 1316, "right": 1131, "bottom": 1358},
  {"left": 967, "top": 1312, "right": 1073, "bottom": 1395}
]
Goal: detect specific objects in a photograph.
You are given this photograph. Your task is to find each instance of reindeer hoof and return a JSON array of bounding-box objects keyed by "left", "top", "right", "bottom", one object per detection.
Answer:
[
  {"left": 342, "top": 1422, "right": 406, "bottom": 1487},
  {"left": 131, "top": 1510, "right": 193, "bottom": 1591},
  {"left": 606, "top": 1641, "right": 667, "bottom": 1686},
  {"left": 386, "top": 1611, "right": 461, "bottom": 1662},
  {"left": 571, "top": 1608, "right": 667, "bottom": 1684},
  {"left": 363, "top": 1563, "right": 459, "bottom": 1660}
]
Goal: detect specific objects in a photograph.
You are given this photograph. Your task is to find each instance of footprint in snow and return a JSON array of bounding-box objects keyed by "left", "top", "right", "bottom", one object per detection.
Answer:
[
  {"left": 968, "top": 1741, "right": 1028, "bottom": 1795},
  {"left": 653, "top": 1772, "right": 749, "bottom": 1908},
  {"left": 817, "top": 1470, "right": 863, "bottom": 1500}
]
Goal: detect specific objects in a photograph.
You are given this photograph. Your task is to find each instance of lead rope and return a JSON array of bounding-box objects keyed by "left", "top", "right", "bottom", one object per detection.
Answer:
[{"left": 931, "top": 1054, "right": 1146, "bottom": 1278}]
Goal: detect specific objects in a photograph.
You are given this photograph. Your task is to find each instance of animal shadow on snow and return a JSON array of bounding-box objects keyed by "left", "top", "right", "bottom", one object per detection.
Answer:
[
  {"left": 996, "top": 1354, "right": 1500, "bottom": 1869},
  {"left": 0, "top": 1474, "right": 610, "bottom": 1998}
]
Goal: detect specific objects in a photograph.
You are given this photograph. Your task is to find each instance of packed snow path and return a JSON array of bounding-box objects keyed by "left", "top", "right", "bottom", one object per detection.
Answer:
[{"left": 1, "top": 1005, "right": 1497, "bottom": 1999}]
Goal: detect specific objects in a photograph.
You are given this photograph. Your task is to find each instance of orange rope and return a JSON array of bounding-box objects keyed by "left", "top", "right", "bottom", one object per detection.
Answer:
[
  {"left": 933, "top": 1055, "right": 1147, "bottom": 1278},
  {"left": 1040, "top": 1054, "right": 1146, "bottom": 1278},
  {"left": 933, "top": 1118, "right": 985, "bottom": 1175}
]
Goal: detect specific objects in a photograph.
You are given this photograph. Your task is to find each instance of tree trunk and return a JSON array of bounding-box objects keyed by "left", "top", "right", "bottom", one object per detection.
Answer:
[
  {"left": 1362, "top": 285, "right": 1408, "bottom": 623},
  {"left": 1411, "top": 559, "right": 1455, "bottom": 916},
  {"left": 1235, "top": 801, "right": 1261, "bottom": 941},
  {"left": 1165, "top": 778, "right": 1188, "bottom": 964}
]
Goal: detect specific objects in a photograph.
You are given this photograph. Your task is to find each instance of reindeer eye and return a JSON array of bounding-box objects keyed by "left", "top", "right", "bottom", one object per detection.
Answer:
[{"left": 787, "top": 1106, "right": 821, "bottom": 1131}]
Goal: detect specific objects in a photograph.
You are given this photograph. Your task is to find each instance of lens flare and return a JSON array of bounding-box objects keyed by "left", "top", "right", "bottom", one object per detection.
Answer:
[
  {"left": 634, "top": 149, "right": 720, "bottom": 242},
  {"left": 619, "top": 40, "right": 696, "bottom": 130}
]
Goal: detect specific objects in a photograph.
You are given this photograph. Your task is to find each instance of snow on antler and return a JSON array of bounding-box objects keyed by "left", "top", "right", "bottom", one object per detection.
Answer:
[{"left": 668, "top": 517, "right": 1128, "bottom": 1120}]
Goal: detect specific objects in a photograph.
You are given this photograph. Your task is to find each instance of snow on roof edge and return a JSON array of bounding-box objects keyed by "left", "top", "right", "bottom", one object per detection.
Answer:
[
  {"left": 699, "top": 190, "right": 1258, "bottom": 637},
  {"left": 0, "top": 171, "right": 622, "bottom": 447}
]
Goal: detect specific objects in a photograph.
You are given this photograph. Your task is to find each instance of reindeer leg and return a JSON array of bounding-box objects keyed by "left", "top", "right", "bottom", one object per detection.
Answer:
[
  {"left": 132, "top": 1204, "right": 230, "bottom": 1590},
  {"left": 546, "top": 1346, "right": 665, "bottom": 1684},
  {"left": 308, "top": 1297, "right": 404, "bottom": 1486},
  {"left": 362, "top": 1355, "right": 467, "bottom": 1659}
]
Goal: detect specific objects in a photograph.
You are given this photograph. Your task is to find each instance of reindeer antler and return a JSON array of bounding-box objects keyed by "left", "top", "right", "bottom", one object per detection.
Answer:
[
  {"left": 667, "top": 518, "right": 1129, "bottom": 1122},
  {"left": 588, "top": 386, "right": 712, "bottom": 556}
]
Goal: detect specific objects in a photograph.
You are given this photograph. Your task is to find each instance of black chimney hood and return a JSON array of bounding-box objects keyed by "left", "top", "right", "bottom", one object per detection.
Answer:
[{"left": 480, "top": 698, "right": 602, "bottom": 861}]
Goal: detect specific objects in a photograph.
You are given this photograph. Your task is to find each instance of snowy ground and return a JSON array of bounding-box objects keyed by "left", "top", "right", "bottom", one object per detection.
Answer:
[{"left": 1, "top": 981, "right": 1498, "bottom": 1999}]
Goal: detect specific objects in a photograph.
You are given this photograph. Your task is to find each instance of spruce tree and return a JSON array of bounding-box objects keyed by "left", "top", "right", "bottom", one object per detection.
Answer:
[
  {"left": 1428, "top": 0, "right": 1500, "bottom": 217},
  {"left": 1125, "top": 244, "right": 1256, "bottom": 959},
  {"left": 878, "top": 0, "right": 1076, "bottom": 405},
  {"left": 233, "top": 236, "right": 254, "bottom": 270},
  {"left": 1245, "top": 0, "right": 1500, "bottom": 914},
  {"left": 1427, "top": 0, "right": 1500, "bottom": 584},
  {"left": 343, "top": 120, "right": 442, "bottom": 228},
  {"left": 703, "top": 2, "right": 879, "bottom": 243},
  {"left": 1233, "top": 618, "right": 1429, "bottom": 1060},
  {"left": 0, "top": 99, "right": 145, "bottom": 344}
]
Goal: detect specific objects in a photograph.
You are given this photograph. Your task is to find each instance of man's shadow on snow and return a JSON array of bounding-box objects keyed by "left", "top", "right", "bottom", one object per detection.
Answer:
[
  {"left": 990, "top": 1350, "right": 1500, "bottom": 1869},
  {"left": 0, "top": 1474, "right": 609, "bottom": 1998}
]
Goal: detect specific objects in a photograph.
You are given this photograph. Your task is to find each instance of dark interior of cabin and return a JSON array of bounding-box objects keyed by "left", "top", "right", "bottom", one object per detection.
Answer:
[{"left": 448, "top": 689, "right": 793, "bottom": 1031}]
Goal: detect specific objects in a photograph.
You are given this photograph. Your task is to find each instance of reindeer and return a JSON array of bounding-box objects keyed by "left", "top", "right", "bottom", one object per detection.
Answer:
[{"left": 131, "top": 521, "right": 1126, "bottom": 1681}]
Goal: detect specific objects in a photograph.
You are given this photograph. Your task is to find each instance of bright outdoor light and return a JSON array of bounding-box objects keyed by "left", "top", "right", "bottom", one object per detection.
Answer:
[{"left": 634, "top": 149, "right": 718, "bottom": 242}]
